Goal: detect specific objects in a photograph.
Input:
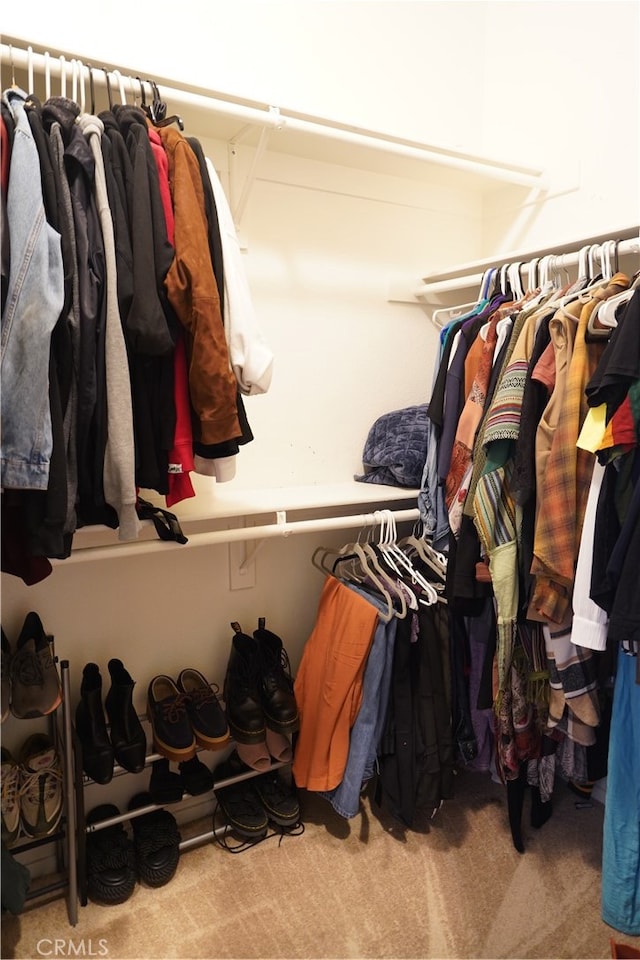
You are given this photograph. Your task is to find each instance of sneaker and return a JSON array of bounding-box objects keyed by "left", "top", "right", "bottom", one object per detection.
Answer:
[
  {"left": 176, "top": 668, "right": 229, "bottom": 751},
  {"left": 10, "top": 613, "right": 62, "bottom": 719},
  {"left": 1, "top": 748, "right": 21, "bottom": 846},
  {"left": 18, "top": 734, "right": 64, "bottom": 839},
  {"left": 147, "top": 675, "right": 196, "bottom": 763},
  {"left": 1, "top": 629, "right": 11, "bottom": 723},
  {"left": 253, "top": 769, "right": 300, "bottom": 828}
]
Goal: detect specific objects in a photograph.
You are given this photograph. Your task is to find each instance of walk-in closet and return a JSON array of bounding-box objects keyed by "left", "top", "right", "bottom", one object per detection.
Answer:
[{"left": 1, "top": 3, "right": 639, "bottom": 959}]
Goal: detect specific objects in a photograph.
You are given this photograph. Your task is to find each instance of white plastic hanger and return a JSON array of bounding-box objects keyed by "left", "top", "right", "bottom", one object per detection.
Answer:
[
  {"left": 27, "top": 45, "right": 34, "bottom": 95},
  {"left": 377, "top": 511, "right": 439, "bottom": 606},
  {"left": 70, "top": 59, "right": 78, "bottom": 105},
  {"left": 112, "top": 70, "right": 127, "bottom": 105},
  {"left": 499, "top": 263, "right": 510, "bottom": 297},
  {"left": 478, "top": 267, "right": 495, "bottom": 304},
  {"left": 360, "top": 531, "right": 408, "bottom": 618},
  {"left": 44, "top": 51, "right": 51, "bottom": 101},
  {"left": 507, "top": 262, "right": 524, "bottom": 301},
  {"left": 399, "top": 523, "right": 448, "bottom": 581},
  {"left": 430, "top": 302, "right": 477, "bottom": 330},
  {"left": 525, "top": 257, "right": 539, "bottom": 293},
  {"left": 78, "top": 61, "right": 86, "bottom": 113},
  {"left": 596, "top": 287, "right": 633, "bottom": 330}
]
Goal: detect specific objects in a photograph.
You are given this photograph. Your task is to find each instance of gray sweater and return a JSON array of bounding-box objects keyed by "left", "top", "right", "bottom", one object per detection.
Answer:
[{"left": 78, "top": 113, "right": 139, "bottom": 542}]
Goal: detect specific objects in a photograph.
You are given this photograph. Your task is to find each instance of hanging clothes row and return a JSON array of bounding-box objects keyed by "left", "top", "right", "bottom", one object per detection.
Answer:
[
  {"left": 293, "top": 511, "right": 453, "bottom": 828},
  {"left": 417, "top": 238, "right": 640, "bottom": 935},
  {"left": 0, "top": 73, "right": 273, "bottom": 584}
]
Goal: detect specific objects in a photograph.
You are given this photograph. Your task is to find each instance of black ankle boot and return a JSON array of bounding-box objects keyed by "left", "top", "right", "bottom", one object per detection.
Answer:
[
  {"left": 254, "top": 619, "right": 299, "bottom": 735},
  {"left": 76, "top": 663, "right": 114, "bottom": 784},
  {"left": 105, "top": 659, "right": 147, "bottom": 774},
  {"left": 223, "top": 624, "right": 266, "bottom": 744}
]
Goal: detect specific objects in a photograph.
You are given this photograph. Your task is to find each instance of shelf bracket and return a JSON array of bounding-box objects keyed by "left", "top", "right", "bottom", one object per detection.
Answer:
[
  {"left": 229, "top": 106, "right": 282, "bottom": 231},
  {"left": 236, "top": 509, "right": 288, "bottom": 576}
]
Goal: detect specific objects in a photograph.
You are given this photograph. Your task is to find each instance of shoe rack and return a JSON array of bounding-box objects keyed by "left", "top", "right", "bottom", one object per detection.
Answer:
[
  {"left": 4, "top": 658, "right": 78, "bottom": 926},
  {"left": 74, "top": 714, "right": 290, "bottom": 907}
]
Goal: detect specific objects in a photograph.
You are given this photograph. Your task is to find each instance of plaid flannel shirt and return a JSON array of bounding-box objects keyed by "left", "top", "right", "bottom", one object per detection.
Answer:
[{"left": 531, "top": 275, "right": 629, "bottom": 623}]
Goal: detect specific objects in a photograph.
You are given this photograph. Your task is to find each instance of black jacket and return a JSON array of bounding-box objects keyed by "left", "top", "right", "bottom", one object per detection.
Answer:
[{"left": 43, "top": 97, "right": 110, "bottom": 529}]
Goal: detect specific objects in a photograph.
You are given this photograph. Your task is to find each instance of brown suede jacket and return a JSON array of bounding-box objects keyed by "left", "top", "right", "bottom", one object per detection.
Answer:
[{"left": 156, "top": 124, "right": 240, "bottom": 446}]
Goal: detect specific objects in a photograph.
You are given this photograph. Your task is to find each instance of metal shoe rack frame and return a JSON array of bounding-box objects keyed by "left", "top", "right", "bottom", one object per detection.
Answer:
[
  {"left": 9, "top": 658, "right": 78, "bottom": 926},
  {"left": 74, "top": 715, "right": 289, "bottom": 909}
]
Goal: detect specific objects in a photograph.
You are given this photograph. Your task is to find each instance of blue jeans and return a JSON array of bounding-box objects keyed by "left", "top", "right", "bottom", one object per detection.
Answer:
[
  {"left": 1, "top": 89, "right": 64, "bottom": 490},
  {"left": 602, "top": 647, "right": 640, "bottom": 936},
  {"left": 319, "top": 585, "right": 398, "bottom": 819},
  {"left": 419, "top": 418, "right": 450, "bottom": 553}
]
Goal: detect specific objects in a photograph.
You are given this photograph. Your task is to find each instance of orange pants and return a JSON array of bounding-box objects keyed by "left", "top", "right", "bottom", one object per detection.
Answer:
[{"left": 292, "top": 576, "right": 379, "bottom": 792}]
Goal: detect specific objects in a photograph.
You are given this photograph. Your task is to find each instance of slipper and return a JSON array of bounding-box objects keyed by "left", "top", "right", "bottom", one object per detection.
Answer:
[
  {"left": 128, "top": 792, "right": 181, "bottom": 887},
  {"left": 85, "top": 804, "right": 136, "bottom": 905}
]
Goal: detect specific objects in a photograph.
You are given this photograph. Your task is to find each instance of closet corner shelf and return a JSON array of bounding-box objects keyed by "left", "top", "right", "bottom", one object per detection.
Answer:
[
  {"left": 62, "top": 482, "right": 421, "bottom": 563},
  {"left": 416, "top": 225, "right": 640, "bottom": 302}
]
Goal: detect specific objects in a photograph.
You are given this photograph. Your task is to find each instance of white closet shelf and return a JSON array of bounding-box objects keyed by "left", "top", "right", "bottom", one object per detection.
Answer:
[
  {"left": 416, "top": 225, "right": 640, "bottom": 300},
  {"left": 1, "top": 37, "right": 546, "bottom": 190},
  {"left": 62, "top": 483, "right": 421, "bottom": 562}
]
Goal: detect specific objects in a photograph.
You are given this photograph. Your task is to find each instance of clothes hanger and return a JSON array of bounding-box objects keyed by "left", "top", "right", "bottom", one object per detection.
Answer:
[
  {"left": 112, "top": 70, "right": 127, "bottom": 105},
  {"left": 103, "top": 68, "right": 114, "bottom": 112},
  {"left": 499, "top": 263, "right": 510, "bottom": 298},
  {"left": 88, "top": 65, "right": 96, "bottom": 115},
  {"left": 7, "top": 44, "right": 18, "bottom": 91},
  {"left": 359, "top": 534, "right": 409, "bottom": 618},
  {"left": 27, "top": 45, "right": 34, "bottom": 96},
  {"left": 399, "top": 521, "right": 447, "bottom": 579},
  {"left": 129, "top": 74, "right": 138, "bottom": 106},
  {"left": 136, "top": 76, "right": 148, "bottom": 112},
  {"left": 312, "top": 521, "right": 399, "bottom": 620},
  {"left": 507, "top": 262, "right": 525, "bottom": 302},
  {"left": 377, "top": 511, "right": 439, "bottom": 606},
  {"left": 144, "top": 79, "right": 184, "bottom": 130},
  {"left": 70, "top": 59, "right": 78, "bottom": 106},
  {"left": 335, "top": 538, "right": 396, "bottom": 622},
  {"left": 78, "top": 60, "right": 86, "bottom": 113},
  {"left": 44, "top": 50, "right": 51, "bottom": 101},
  {"left": 525, "top": 257, "right": 539, "bottom": 294},
  {"left": 588, "top": 241, "right": 633, "bottom": 333},
  {"left": 430, "top": 302, "right": 478, "bottom": 331},
  {"left": 477, "top": 267, "right": 496, "bottom": 304},
  {"left": 552, "top": 253, "right": 571, "bottom": 289}
]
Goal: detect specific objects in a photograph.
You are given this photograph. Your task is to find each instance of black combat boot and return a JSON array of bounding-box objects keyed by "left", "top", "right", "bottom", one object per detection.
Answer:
[
  {"left": 105, "top": 659, "right": 147, "bottom": 774},
  {"left": 253, "top": 619, "right": 299, "bottom": 735},
  {"left": 76, "top": 663, "right": 114, "bottom": 784},
  {"left": 223, "top": 624, "right": 266, "bottom": 744}
]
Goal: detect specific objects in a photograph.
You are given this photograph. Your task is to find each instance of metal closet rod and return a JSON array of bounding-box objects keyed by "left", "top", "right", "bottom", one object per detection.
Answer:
[
  {"left": 417, "top": 233, "right": 640, "bottom": 298},
  {"left": 1, "top": 38, "right": 546, "bottom": 189},
  {"left": 58, "top": 507, "right": 421, "bottom": 564}
]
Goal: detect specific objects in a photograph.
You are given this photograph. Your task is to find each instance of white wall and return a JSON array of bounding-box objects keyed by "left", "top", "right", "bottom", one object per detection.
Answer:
[
  {"left": 2, "top": 1, "right": 487, "bottom": 150},
  {"left": 478, "top": 0, "right": 639, "bottom": 253}
]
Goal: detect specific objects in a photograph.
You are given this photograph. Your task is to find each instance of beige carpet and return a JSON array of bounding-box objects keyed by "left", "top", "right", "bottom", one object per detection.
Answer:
[{"left": 3, "top": 767, "right": 639, "bottom": 960}]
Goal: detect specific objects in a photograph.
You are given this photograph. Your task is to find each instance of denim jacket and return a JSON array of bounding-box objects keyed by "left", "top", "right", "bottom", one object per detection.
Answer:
[{"left": 1, "top": 88, "right": 64, "bottom": 490}]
